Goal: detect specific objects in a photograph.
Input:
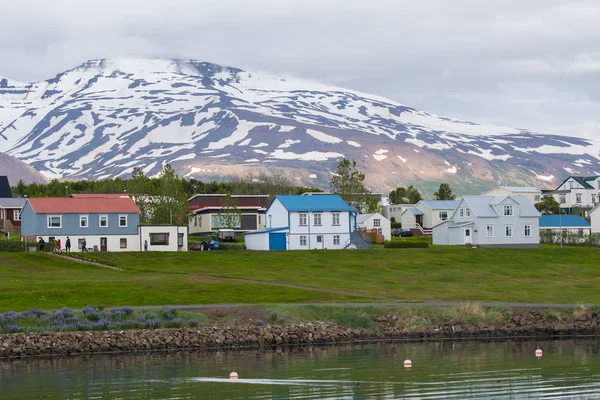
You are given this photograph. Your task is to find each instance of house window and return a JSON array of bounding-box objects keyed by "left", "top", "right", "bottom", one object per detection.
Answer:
[
  {"left": 258, "top": 215, "right": 262, "bottom": 225},
  {"left": 439, "top": 211, "right": 448, "bottom": 221},
  {"left": 78, "top": 239, "right": 85, "bottom": 250},
  {"left": 524, "top": 225, "right": 531, "bottom": 237},
  {"left": 317, "top": 235, "right": 323, "bottom": 243},
  {"left": 332, "top": 212, "right": 340, "bottom": 225},
  {"left": 150, "top": 233, "right": 169, "bottom": 246},
  {"left": 465, "top": 208, "right": 471, "bottom": 217},
  {"left": 80, "top": 215, "right": 89, "bottom": 228},
  {"left": 192, "top": 216, "right": 197, "bottom": 227},
  {"left": 299, "top": 213, "right": 307, "bottom": 226},
  {"left": 505, "top": 225, "right": 513, "bottom": 237},
  {"left": 333, "top": 235, "right": 340, "bottom": 245},
  {"left": 569, "top": 181, "right": 574, "bottom": 189},
  {"left": 120, "top": 238, "right": 127, "bottom": 249},
  {"left": 576, "top": 193, "right": 582, "bottom": 204},
  {"left": 119, "top": 215, "right": 128, "bottom": 227},
  {"left": 503, "top": 205, "right": 514, "bottom": 216},
  {"left": 13, "top": 210, "right": 21, "bottom": 221},
  {"left": 178, "top": 233, "right": 184, "bottom": 247},
  {"left": 459, "top": 208, "right": 464, "bottom": 218},
  {"left": 313, "top": 213, "right": 322, "bottom": 226},
  {"left": 578, "top": 229, "right": 584, "bottom": 235},
  {"left": 534, "top": 195, "right": 540, "bottom": 202},
  {"left": 300, "top": 235, "right": 307, "bottom": 246},
  {"left": 486, "top": 225, "right": 494, "bottom": 238},
  {"left": 593, "top": 194, "right": 597, "bottom": 204},
  {"left": 99, "top": 215, "right": 108, "bottom": 227},
  {"left": 373, "top": 218, "right": 381, "bottom": 227},
  {"left": 47, "top": 215, "right": 62, "bottom": 228},
  {"left": 559, "top": 195, "right": 566, "bottom": 204}
]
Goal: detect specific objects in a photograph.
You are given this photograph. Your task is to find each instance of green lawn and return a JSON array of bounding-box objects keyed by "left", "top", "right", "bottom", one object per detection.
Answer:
[
  {"left": 1, "top": 245, "right": 599, "bottom": 312},
  {"left": 70, "top": 245, "right": 600, "bottom": 305}
]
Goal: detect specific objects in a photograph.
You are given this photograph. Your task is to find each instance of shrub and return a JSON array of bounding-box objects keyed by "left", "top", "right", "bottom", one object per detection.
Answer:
[
  {"left": 256, "top": 319, "right": 264, "bottom": 326},
  {"left": 391, "top": 222, "right": 402, "bottom": 229},
  {"left": 188, "top": 318, "right": 199, "bottom": 327},
  {"left": 162, "top": 308, "right": 177, "bottom": 320},
  {"left": 268, "top": 311, "right": 278, "bottom": 322},
  {"left": 164, "top": 318, "right": 182, "bottom": 328},
  {"left": 384, "top": 241, "right": 429, "bottom": 249},
  {"left": 0, "top": 239, "right": 25, "bottom": 252}
]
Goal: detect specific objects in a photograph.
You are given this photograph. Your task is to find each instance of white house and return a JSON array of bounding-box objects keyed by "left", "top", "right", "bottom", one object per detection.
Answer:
[
  {"left": 591, "top": 204, "right": 600, "bottom": 234},
  {"left": 539, "top": 215, "right": 591, "bottom": 244},
  {"left": 244, "top": 194, "right": 360, "bottom": 250},
  {"left": 400, "top": 200, "right": 460, "bottom": 235},
  {"left": 482, "top": 186, "right": 541, "bottom": 205},
  {"left": 432, "top": 195, "right": 541, "bottom": 247},
  {"left": 357, "top": 213, "right": 391, "bottom": 241},
  {"left": 386, "top": 203, "right": 415, "bottom": 223},
  {"left": 542, "top": 176, "right": 600, "bottom": 211}
]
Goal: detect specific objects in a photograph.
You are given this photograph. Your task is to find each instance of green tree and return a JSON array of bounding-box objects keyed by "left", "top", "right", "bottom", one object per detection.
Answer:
[
  {"left": 364, "top": 196, "right": 382, "bottom": 214},
  {"left": 149, "top": 164, "right": 188, "bottom": 225},
  {"left": 329, "top": 158, "right": 369, "bottom": 208},
  {"left": 216, "top": 193, "right": 242, "bottom": 229},
  {"left": 126, "top": 168, "right": 153, "bottom": 223},
  {"left": 434, "top": 183, "right": 456, "bottom": 200},
  {"left": 389, "top": 185, "right": 422, "bottom": 204},
  {"left": 535, "top": 195, "right": 560, "bottom": 215}
]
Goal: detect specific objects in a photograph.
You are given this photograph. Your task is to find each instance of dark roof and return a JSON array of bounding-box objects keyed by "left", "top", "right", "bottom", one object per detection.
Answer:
[
  {"left": 557, "top": 176, "right": 598, "bottom": 190},
  {"left": 0, "top": 176, "right": 12, "bottom": 198}
]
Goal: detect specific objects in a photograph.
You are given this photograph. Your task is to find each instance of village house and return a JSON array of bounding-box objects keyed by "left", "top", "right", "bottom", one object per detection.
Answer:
[
  {"left": 539, "top": 215, "right": 591, "bottom": 243},
  {"left": 432, "top": 195, "right": 540, "bottom": 247},
  {"left": 244, "top": 194, "right": 365, "bottom": 250},
  {"left": 542, "top": 176, "right": 600, "bottom": 212},
  {"left": 482, "top": 186, "right": 541, "bottom": 205},
  {"left": 188, "top": 194, "right": 268, "bottom": 235},
  {"left": 20, "top": 197, "right": 187, "bottom": 251},
  {"left": 590, "top": 204, "right": 600, "bottom": 234},
  {"left": 357, "top": 213, "right": 391, "bottom": 241},
  {"left": 400, "top": 200, "right": 461, "bottom": 235},
  {"left": 0, "top": 198, "right": 25, "bottom": 235},
  {"left": 386, "top": 203, "right": 415, "bottom": 223}
]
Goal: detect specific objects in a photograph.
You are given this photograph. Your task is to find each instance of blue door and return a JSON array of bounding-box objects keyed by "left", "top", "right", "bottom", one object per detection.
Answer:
[{"left": 269, "top": 233, "right": 286, "bottom": 251}]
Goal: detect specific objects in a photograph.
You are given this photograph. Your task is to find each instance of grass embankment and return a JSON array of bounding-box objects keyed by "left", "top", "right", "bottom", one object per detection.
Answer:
[{"left": 73, "top": 245, "right": 600, "bottom": 304}]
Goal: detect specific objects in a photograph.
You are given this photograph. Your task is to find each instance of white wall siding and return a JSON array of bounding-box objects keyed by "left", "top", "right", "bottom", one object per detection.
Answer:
[
  {"left": 139, "top": 226, "right": 188, "bottom": 252},
  {"left": 432, "top": 223, "right": 449, "bottom": 245},
  {"left": 592, "top": 207, "right": 600, "bottom": 233},
  {"left": 31, "top": 235, "right": 140, "bottom": 252},
  {"left": 266, "top": 199, "right": 289, "bottom": 229},
  {"left": 400, "top": 212, "right": 416, "bottom": 229},
  {"left": 358, "top": 213, "right": 391, "bottom": 241},
  {"left": 244, "top": 232, "right": 270, "bottom": 250},
  {"left": 288, "top": 233, "right": 349, "bottom": 250}
]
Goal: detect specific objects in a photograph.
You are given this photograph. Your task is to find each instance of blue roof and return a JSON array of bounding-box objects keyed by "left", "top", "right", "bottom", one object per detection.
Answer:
[
  {"left": 406, "top": 207, "right": 424, "bottom": 216},
  {"left": 539, "top": 215, "right": 590, "bottom": 228},
  {"left": 273, "top": 195, "right": 358, "bottom": 212},
  {"left": 243, "top": 227, "right": 289, "bottom": 236},
  {"left": 420, "top": 200, "right": 461, "bottom": 210}
]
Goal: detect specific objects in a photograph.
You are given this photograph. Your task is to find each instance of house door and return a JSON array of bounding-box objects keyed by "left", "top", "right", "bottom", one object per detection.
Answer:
[
  {"left": 463, "top": 229, "right": 472, "bottom": 245},
  {"left": 268, "top": 233, "right": 286, "bottom": 251},
  {"left": 100, "top": 237, "right": 107, "bottom": 252},
  {"left": 416, "top": 215, "right": 424, "bottom": 228}
]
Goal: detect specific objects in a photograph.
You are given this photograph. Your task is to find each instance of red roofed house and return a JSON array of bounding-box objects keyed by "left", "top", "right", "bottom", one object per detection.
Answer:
[{"left": 21, "top": 197, "right": 187, "bottom": 251}]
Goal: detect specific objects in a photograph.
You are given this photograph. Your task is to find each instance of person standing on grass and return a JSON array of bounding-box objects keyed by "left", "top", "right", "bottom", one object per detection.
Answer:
[
  {"left": 65, "top": 236, "right": 71, "bottom": 252},
  {"left": 81, "top": 238, "right": 88, "bottom": 252},
  {"left": 38, "top": 237, "right": 45, "bottom": 252},
  {"left": 144, "top": 240, "right": 148, "bottom": 251},
  {"left": 56, "top": 239, "right": 61, "bottom": 253}
]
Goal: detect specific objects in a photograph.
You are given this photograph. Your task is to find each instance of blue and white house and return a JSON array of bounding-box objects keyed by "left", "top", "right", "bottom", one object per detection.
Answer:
[
  {"left": 539, "top": 215, "right": 591, "bottom": 243},
  {"left": 432, "top": 195, "right": 541, "bottom": 247},
  {"left": 244, "top": 194, "right": 361, "bottom": 250}
]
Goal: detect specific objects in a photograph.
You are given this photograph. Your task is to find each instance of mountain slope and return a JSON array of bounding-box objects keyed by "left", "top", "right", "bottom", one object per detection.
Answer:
[
  {"left": 0, "top": 152, "right": 48, "bottom": 186},
  {"left": 1, "top": 58, "right": 599, "bottom": 192}
]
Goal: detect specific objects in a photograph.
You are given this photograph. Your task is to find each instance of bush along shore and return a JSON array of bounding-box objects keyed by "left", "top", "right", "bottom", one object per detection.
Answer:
[{"left": 2, "top": 305, "right": 600, "bottom": 358}]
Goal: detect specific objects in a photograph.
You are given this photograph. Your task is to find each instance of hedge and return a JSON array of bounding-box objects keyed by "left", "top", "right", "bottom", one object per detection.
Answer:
[
  {"left": 383, "top": 241, "right": 429, "bottom": 249},
  {"left": 0, "top": 239, "right": 25, "bottom": 252}
]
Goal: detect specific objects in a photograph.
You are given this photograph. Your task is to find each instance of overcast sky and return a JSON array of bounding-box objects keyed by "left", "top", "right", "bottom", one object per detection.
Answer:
[{"left": 1, "top": 0, "right": 599, "bottom": 140}]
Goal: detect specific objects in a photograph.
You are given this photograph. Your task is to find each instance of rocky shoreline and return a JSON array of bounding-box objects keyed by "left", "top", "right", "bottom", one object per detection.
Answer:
[{"left": 1, "top": 308, "right": 600, "bottom": 359}]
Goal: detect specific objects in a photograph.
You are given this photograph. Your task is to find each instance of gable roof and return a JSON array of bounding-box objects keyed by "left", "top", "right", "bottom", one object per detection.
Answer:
[
  {"left": 244, "top": 227, "right": 290, "bottom": 236},
  {"left": 273, "top": 195, "right": 358, "bottom": 212},
  {"left": 0, "top": 198, "right": 26, "bottom": 208},
  {"left": 557, "top": 176, "right": 599, "bottom": 190},
  {"left": 404, "top": 207, "right": 424, "bottom": 216},
  {"left": 539, "top": 215, "right": 590, "bottom": 228},
  {"left": 0, "top": 176, "right": 12, "bottom": 198},
  {"left": 27, "top": 197, "right": 140, "bottom": 214},
  {"left": 357, "top": 213, "right": 387, "bottom": 224},
  {"left": 460, "top": 195, "right": 540, "bottom": 218},
  {"left": 419, "top": 200, "right": 460, "bottom": 210},
  {"left": 498, "top": 186, "right": 539, "bottom": 193}
]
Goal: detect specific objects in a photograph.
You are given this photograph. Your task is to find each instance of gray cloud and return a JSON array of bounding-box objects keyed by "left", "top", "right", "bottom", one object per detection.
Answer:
[{"left": 1, "top": 0, "right": 599, "bottom": 139}]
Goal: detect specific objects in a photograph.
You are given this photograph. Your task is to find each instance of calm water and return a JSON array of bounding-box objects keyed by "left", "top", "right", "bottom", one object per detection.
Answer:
[{"left": 2, "top": 339, "right": 600, "bottom": 399}]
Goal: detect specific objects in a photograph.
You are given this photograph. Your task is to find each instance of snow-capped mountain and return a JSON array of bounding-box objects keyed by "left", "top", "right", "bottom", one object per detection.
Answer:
[{"left": 1, "top": 58, "right": 599, "bottom": 193}]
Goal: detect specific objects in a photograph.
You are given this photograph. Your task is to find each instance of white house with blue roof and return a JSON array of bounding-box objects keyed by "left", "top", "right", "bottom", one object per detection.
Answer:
[
  {"left": 433, "top": 195, "right": 540, "bottom": 247},
  {"left": 400, "top": 200, "right": 460, "bottom": 235},
  {"left": 244, "top": 194, "right": 360, "bottom": 250},
  {"left": 539, "top": 215, "right": 591, "bottom": 243}
]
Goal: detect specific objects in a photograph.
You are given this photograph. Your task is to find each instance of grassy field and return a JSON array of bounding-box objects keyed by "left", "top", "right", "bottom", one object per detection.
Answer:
[{"left": 1, "top": 245, "right": 599, "bottom": 312}]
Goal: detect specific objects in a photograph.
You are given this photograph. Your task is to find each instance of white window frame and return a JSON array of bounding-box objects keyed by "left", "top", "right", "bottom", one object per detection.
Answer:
[
  {"left": 505, "top": 225, "right": 513, "bottom": 238},
  {"left": 79, "top": 215, "right": 89, "bottom": 228},
  {"left": 439, "top": 211, "right": 448, "bottom": 221},
  {"left": 332, "top": 212, "right": 340, "bottom": 226},
  {"left": 459, "top": 208, "right": 464, "bottom": 218},
  {"left": 120, "top": 238, "right": 127, "bottom": 249},
  {"left": 300, "top": 235, "right": 307, "bottom": 246},
  {"left": 299, "top": 213, "right": 307, "bottom": 226},
  {"left": 47, "top": 215, "right": 62, "bottom": 229},
  {"left": 99, "top": 215, "right": 108, "bottom": 228},
  {"left": 465, "top": 208, "right": 471, "bottom": 217},
  {"left": 373, "top": 218, "right": 381, "bottom": 227},
  {"left": 503, "top": 205, "right": 514, "bottom": 216},
  {"left": 592, "top": 194, "right": 597, "bottom": 204},
  {"left": 13, "top": 210, "right": 21, "bottom": 221},
  {"left": 313, "top": 213, "right": 322, "bottom": 226},
  {"left": 316, "top": 235, "right": 323, "bottom": 243},
  {"left": 119, "top": 215, "right": 128, "bottom": 228},
  {"left": 486, "top": 225, "right": 494, "bottom": 238},
  {"left": 576, "top": 193, "right": 582, "bottom": 204},
  {"left": 569, "top": 181, "right": 574, "bottom": 189},
  {"left": 559, "top": 195, "right": 566, "bottom": 204},
  {"left": 333, "top": 235, "right": 340, "bottom": 246},
  {"left": 524, "top": 224, "right": 532, "bottom": 237}
]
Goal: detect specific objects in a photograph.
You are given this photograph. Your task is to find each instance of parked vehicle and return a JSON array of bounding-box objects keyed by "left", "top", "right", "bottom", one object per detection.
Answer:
[
  {"left": 189, "top": 235, "right": 220, "bottom": 251},
  {"left": 218, "top": 229, "right": 237, "bottom": 243},
  {"left": 392, "top": 228, "right": 413, "bottom": 237}
]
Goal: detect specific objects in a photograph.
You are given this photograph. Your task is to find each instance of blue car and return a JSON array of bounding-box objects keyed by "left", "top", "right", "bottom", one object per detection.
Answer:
[{"left": 190, "top": 236, "right": 220, "bottom": 251}]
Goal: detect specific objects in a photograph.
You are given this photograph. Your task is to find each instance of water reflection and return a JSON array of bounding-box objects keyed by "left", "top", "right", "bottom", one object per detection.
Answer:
[{"left": 1, "top": 338, "right": 599, "bottom": 399}]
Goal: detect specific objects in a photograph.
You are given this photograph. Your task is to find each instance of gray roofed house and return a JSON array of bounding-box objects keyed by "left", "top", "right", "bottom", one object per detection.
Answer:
[
  {"left": 541, "top": 175, "right": 600, "bottom": 211},
  {"left": 482, "top": 186, "right": 541, "bottom": 205},
  {"left": 433, "top": 195, "right": 541, "bottom": 247},
  {"left": 400, "top": 200, "right": 460, "bottom": 235}
]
